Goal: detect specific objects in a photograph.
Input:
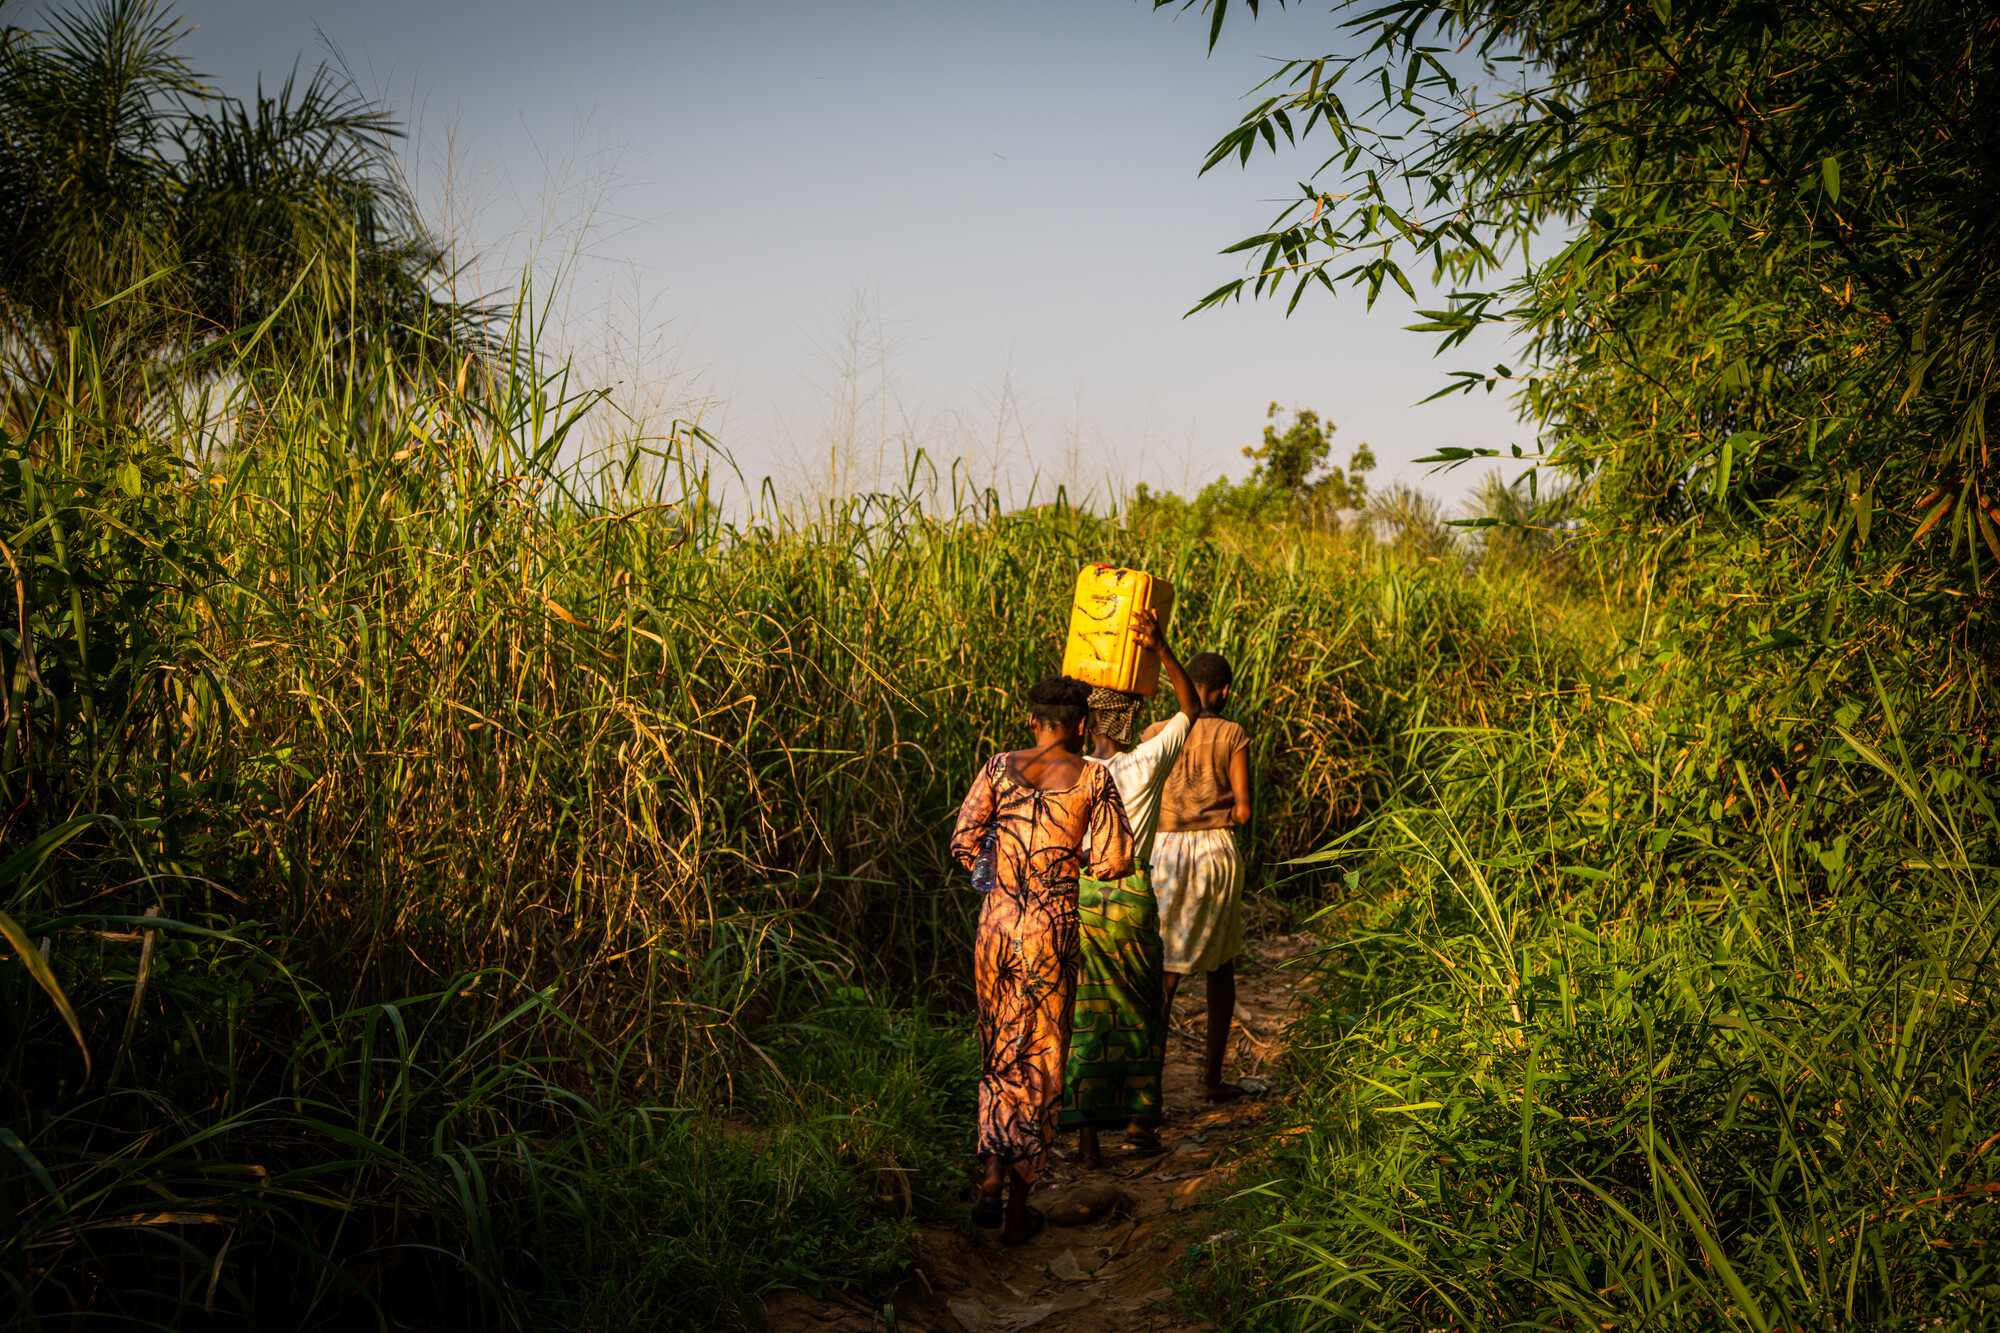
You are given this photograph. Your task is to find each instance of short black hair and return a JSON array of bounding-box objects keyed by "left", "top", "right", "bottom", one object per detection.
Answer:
[
  {"left": 1187, "top": 652, "right": 1234, "bottom": 691},
  {"left": 1028, "top": 675, "right": 1091, "bottom": 729}
]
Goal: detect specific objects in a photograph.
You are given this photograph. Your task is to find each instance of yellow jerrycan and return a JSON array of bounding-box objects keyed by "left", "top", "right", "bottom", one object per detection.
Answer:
[{"left": 1060, "top": 564, "right": 1175, "bottom": 695}]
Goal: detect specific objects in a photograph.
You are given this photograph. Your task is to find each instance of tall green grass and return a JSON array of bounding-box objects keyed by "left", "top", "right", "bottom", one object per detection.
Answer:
[
  {"left": 27, "top": 291, "right": 1980, "bottom": 1332},
  {"left": 0, "top": 300, "right": 1551, "bottom": 1325},
  {"left": 1192, "top": 543, "right": 2000, "bottom": 1330}
]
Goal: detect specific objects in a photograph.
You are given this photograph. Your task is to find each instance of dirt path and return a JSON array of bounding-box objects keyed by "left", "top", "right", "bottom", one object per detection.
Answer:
[{"left": 765, "top": 929, "right": 1314, "bottom": 1333}]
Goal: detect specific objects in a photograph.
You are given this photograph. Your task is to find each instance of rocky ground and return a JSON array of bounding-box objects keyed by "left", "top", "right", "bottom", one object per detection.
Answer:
[{"left": 764, "top": 929, "right": 1316, "bottom": 1333}]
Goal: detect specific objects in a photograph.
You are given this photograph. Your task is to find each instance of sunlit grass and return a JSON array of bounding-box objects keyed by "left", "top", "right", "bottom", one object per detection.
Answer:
[
  {"left": 0, "top": 297, "right": 1566, "bottom": 1326},
  {"left": 1202, "top": 569, "right": 2000, "bottom": 1331}
]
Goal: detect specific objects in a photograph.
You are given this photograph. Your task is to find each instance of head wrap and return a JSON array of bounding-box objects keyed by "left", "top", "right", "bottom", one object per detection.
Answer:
[{"left": 1087, "top": 686, "right": 1144, "bottom": 746}]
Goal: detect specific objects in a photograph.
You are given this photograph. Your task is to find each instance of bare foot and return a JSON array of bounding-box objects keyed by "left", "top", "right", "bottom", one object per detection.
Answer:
[
  {"left": 1123, "top": 1122, "right": 1162, "bottom": 1150},
  {"left": 1202, "top": 1082, "right": 1247, "bottom": 1102},
  {"left": 999, "top": 1171, "right": 1042, "bottom": 1245},
  {"left": 1000, "top": 1205, "right": 1046, "bottom": 1246},
  {"left": 974, "top": 1154, "right": 1006, "bottom": 1225}
]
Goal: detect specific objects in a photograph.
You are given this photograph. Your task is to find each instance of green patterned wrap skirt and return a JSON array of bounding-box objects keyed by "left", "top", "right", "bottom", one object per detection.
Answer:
[{"left": 1058, "top": 869, "right": 1166, "bottom": 1129}]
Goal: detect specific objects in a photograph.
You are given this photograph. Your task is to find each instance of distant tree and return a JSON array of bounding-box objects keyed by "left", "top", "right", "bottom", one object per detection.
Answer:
[
  {"left": 1128, "top": 402, "right": 1381, "bottom": 539},
  {"left": 1245, "top": 403, "right": 1375, "bottom": 513},
  {"left": 0, "top": 0, "right": 492, "bottom": 401},
  {"left": 1244, "top": 402, "right": 1331, "bottom": 495}
]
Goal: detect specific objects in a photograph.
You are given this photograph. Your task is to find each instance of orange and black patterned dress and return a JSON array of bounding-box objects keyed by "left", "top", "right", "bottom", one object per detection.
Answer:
[{"left": 951, "top": 756, "right": 1134, "bottom": 1181}]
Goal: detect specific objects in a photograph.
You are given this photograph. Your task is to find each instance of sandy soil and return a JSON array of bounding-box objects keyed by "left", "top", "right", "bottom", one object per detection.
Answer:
[{"left": 764, "top": 928, "right": 1315, "bottom": 1333}]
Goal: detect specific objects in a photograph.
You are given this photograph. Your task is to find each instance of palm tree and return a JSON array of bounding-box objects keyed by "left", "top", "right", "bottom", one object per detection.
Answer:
[
  {"left": 1466, "top": 471, "right": 1581, "bottom": 574},
  {"left": 1364, "top": 482, "right": 1458, "bottom": 560},
  {"left": 0, "top": 0, "right": 493, "bottom": 404}
]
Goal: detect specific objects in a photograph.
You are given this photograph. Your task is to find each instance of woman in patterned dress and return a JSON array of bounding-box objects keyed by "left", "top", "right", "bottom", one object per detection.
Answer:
[{"left": 950, "top": 676, "right": 1134, "bottom": 1244}]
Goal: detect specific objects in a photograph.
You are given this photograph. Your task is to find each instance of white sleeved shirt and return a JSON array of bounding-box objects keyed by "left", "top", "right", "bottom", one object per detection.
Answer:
[{"left": 1086, "top": 711, "right": 1193, "bottom": 868}]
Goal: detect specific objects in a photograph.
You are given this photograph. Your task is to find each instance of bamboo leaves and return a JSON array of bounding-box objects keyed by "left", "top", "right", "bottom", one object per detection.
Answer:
[{"left": 1176, "top": 0, "right": 2000, "bottom": 589}]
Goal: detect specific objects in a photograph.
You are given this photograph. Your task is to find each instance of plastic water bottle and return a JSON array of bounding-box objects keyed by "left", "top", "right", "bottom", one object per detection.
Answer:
[{"left": 970, "top": 829, "right": 998, "bottom": 893}]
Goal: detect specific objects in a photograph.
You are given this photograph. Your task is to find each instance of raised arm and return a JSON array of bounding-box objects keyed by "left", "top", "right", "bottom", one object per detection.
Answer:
[{"left": 1133, "top": 609, "right": 1198, "bottom": 723}]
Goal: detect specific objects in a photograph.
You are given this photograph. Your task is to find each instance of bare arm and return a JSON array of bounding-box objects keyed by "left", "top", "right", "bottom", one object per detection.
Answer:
[
  {"left": 1229, "top": 745, "right": 1252, "bottom": 827},
  {"left": 950, "top": 763, "right": 998, "bottom": 870},
  {"left": 1134, "top": 609, "right": 1198, "bottom": 722}
]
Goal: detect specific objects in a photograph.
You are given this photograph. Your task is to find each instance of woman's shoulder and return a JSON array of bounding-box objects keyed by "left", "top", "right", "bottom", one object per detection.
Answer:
[{"left": 989, "top": 750, "right": 1093, "bottom": 792}]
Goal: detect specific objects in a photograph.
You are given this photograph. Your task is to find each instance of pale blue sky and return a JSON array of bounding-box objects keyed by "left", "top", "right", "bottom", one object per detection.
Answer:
[{"left": 117, "top": 0, "right": 1529, "bottom": 506}]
